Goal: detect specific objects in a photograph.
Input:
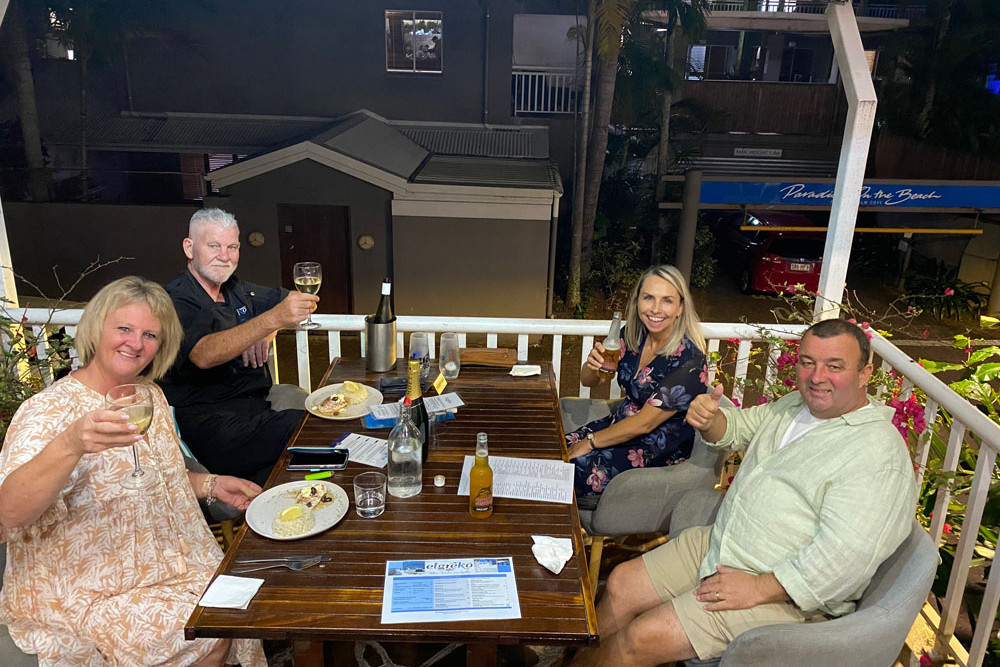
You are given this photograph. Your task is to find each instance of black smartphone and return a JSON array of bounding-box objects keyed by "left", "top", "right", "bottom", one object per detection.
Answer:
[{"left": 286, "top": 449, "right": 349, "bottom": 470}]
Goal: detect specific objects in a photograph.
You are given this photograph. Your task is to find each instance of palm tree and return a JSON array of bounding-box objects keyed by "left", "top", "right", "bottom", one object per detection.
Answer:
[
  {"left": 9, "top": 0, "right": 207, "bottom": 200},
  {"left": 566, "top": 0, "right": 708, "bottom": 309},
  {"left": 0, "top": 0, "right": 50, "bottom": 201}
]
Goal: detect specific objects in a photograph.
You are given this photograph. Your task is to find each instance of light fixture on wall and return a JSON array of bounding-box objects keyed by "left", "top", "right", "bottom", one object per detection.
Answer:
[
  {"left": 248, "top": 231, "right": 265, "bottom": 247},
  {"left": 358, "top": 234, "right": 375, "bottom": 251}
]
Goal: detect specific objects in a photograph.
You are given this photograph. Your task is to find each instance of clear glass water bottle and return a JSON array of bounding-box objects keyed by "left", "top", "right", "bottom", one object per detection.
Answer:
[{"left": 388, "top": 397, "right": 423, "bottom": 498}]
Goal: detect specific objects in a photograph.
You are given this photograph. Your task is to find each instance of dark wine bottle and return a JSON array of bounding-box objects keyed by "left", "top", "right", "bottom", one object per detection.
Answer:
[
  {"left": 373, "top": 278, "right": 395, "bottom": 323},
  {"left": 406, "top": 359, "right": 432, "bottom": 463}
]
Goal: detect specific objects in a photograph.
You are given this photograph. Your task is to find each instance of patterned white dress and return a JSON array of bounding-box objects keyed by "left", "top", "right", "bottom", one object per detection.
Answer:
[{"left": 0, "top": 375, "right": 266, "bottom": 666}]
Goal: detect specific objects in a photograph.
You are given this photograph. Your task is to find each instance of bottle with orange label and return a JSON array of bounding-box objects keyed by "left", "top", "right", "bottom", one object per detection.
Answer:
[{"left": 468, "top": 432, "right": 493, "bottom": 519}]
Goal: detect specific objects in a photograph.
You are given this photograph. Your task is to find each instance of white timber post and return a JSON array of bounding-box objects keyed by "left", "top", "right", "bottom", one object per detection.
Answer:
[{"left": 815, "top": 1, "right": 877, "bottom": 321}]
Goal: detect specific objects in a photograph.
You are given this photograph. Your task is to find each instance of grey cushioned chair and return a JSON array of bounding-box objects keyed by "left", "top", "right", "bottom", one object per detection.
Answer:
[
  {"left": 677, "top": 517, "right": 938, "bottom": 667},
  {"left": 560, "top": 396, "right": 728, "bottom": 598}
]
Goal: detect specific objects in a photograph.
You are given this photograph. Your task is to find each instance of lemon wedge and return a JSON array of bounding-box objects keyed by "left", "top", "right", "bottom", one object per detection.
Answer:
[
  {"left": 279, "top": 505, "right": 304, "bottom": 522},
  {"left": 343, "top": 380, "right": 361, "bottom": 393}
]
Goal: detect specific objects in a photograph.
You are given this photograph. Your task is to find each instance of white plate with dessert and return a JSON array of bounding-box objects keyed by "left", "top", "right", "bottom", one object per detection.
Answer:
[
  {"left": 246, "top": 481, "right": 349, "bottom": 540},
  {"left": 305, "top": 381, "right": 383, "bottom": 421}
]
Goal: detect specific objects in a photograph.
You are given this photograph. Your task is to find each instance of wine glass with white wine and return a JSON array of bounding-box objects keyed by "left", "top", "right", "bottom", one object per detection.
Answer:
[
  {"left": 106, "top": 383, "right": 158, "bottom": 491},
  {"left": 293, "top": 261, "right": 322, "bottom": 329}
]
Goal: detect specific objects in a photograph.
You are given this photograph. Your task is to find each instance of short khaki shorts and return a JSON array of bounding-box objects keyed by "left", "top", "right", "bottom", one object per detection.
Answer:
[{"left": 641, "top": 525, "right": 812, "bottom": 660}]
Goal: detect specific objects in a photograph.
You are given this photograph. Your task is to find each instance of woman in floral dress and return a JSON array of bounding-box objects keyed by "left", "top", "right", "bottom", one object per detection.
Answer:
[
  {"left": 566, "top": 265, "right": 708, "bottom": 503},
  {"left": 0, "top": 277, "right": 266, "bottom": 666}
]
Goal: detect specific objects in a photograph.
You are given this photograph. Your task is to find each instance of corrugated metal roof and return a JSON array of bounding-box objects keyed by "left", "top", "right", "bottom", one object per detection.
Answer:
[
  {"left": 311, "top": 115, "right": 429, "bottom": 179},
  {"left": 398, "top": 126, "right": 549, "bottom": 159},
  {"left": 413, "top": 155, "right": 562, "bottom": 192},
  {"left": 41, "top": 106, "right": 335, "bottom": 153}
]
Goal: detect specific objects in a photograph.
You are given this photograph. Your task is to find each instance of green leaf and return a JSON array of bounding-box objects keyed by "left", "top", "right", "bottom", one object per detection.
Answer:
[
  {"left": 974, "top": 363, "right": 1000, "bottom": 382},
  {"left": 975, "top": 545, "right": 996, "bottom": 559},
  {"left": 954, "top": 335, "right": 971, "bottom": 350},
  {"left": 919, "top": 359, "right": 964, "bottom": 373},
  {"left": 968, "top": 347, "right": 1000, "bottom": 365}
]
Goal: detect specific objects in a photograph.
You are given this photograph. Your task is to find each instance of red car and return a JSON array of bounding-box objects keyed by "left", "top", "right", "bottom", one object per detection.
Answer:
[{"left": 714, "top": 211, "right": 825, "bottom": 294}]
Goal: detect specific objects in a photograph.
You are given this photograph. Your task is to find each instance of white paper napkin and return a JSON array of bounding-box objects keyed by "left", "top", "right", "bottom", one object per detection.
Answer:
[
  {"left": 198, "top": 574, "right": 265, "bottom": 610},
  {"left": 532, "top": 535, "right": 573, "bottom": 575},
  {"left": 510, "top": 364, "right": 542, "bottom": 377}
]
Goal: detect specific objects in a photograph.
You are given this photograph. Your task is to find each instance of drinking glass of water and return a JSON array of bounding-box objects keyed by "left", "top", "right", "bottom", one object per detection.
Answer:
[
  {"left": 106, "top": 383, "right": 158, "bottom": 491},
  {"left": 439, "top": 333, "right": 460, "bottom": 380},
  {"left": 353, "top": 472, "right": 386, "bottom": 518},
  {"left": 292, "top": 262, "right": 322, "bottom": 329}
]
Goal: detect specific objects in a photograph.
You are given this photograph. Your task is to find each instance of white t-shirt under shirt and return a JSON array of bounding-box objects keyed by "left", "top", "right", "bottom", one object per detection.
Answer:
[{"left": 778, "top": 404, "right": 873, "bottom": 450}]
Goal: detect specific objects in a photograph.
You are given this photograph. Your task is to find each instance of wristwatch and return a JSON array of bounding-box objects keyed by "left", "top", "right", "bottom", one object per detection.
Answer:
[{"left": 586, "top": 432, "right": 596, "bottom": 450}]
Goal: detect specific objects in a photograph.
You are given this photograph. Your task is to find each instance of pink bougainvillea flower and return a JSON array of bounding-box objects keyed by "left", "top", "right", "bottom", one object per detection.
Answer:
[
  {"left": 922, "top": 330, "right": 929, "bottom": 339},
  {"left": 758, "top": 395, "right": 768, "bottom": 405},
  {"left": 731, "top": 396, "right": 741, "bottom": 408},
  {"left": 944, "top": 288, "right": 955, "bottom": 296},
  {"left": 942, "top": 524, "right": 953, "bottom": 534},
  {"left": 627, "top": 449, "right": 645, "bottom": 468},
  {"left": 919, "top": 652, "right": 932, "bottom": 667}
]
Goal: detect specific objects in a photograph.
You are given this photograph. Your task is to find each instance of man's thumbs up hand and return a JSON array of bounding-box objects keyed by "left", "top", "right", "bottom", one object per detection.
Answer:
[{"left": 686, "top": 384, "right": 725, "bottom": 431}]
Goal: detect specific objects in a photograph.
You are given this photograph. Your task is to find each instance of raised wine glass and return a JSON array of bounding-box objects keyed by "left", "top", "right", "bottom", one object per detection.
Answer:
[
  {"left": 106, "top": 383, "right": 158, "bottom": 491},
  {"left": 293, "top": 261, "right": 322, "bottom": 329}
]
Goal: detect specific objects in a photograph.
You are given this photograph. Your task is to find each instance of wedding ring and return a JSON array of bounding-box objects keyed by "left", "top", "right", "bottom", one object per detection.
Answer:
[{"left": 716, "top": 591, "right": 721, "bottom": 601}]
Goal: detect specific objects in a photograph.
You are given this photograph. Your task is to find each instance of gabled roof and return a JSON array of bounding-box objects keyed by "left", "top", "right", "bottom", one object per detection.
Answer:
[{"left": 209, "top": 110, "right": 561, "bottom": 194}]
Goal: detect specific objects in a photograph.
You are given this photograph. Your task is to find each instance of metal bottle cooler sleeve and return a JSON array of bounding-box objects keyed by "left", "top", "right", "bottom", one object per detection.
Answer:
[{"left": 365, "top": 317, "right": 397, "bottom": 372}]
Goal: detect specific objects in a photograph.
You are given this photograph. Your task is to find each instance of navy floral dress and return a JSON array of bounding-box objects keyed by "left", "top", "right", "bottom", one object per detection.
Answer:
[{"left": 567, "top": 330, "right": 708, "bottom": 499}]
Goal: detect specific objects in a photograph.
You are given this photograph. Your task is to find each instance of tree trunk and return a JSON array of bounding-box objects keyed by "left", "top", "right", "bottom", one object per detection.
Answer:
[
  {"left": 2, "top": 0, "right": 50, "bottom": 201},
  {"left": 656, "top": 24, "right": 677, "bottom": 199},
  {"left": 580, "top": 40, "right": 621, "bottom": 283},
  {"left": 568, "top": 0, "right": 596, "bottom": 310},
  {"left": 916, "top": 0, "right": 952, "bottom": 138},
  {"left": 79, "top": 54, "right": 89, "bottom": 200}
]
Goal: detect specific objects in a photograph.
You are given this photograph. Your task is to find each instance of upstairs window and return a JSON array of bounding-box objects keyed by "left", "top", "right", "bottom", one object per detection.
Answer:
[{"left": 385, "top": 10, "right": 442, "bottom": 73}]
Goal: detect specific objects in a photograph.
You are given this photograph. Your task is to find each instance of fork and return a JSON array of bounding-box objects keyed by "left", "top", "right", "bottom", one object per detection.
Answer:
[
  {"left": 234, "top": 555, "right": 331, "bottom": 564},
  {"left": 230, "top": 556, "right": 324, "bottom": 574}
]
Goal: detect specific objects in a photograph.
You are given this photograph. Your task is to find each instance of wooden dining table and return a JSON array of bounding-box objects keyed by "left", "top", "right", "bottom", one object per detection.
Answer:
[{"left": 185, "top": 357, "right": 599, "bottom": 665}]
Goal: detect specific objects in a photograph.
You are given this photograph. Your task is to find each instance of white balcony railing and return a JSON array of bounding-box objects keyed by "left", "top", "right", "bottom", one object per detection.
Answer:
[
  {"left": 706, "top": 0, "right": 927, "bottom": 18},
  {"left": 6, "top": 309, "right": 997, "bottom": 666},
  {"left": 512, "top": 66, "right": 579, "bottom": 116}
]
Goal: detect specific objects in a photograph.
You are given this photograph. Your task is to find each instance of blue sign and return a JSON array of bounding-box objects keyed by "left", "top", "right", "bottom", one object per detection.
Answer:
[{"left": 700, "top": 181, "right": 1000, "bottom": 209}]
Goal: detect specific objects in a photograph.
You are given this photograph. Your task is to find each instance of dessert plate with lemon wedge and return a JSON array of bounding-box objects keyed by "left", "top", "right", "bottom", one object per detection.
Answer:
[
  {"left": 246, "top": 481, "right": 349, "bottom": 540},
  {"left": 305, "top": 381, "right": 383, "bottom": 421}
]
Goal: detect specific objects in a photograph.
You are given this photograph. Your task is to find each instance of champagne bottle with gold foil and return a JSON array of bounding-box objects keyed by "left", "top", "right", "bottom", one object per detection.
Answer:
[
  {"left": 468, "top": 432, "right": 493, "bottom": 519},
  {"left": 406, "top": 359, "right": 431, "bottom": 462}
]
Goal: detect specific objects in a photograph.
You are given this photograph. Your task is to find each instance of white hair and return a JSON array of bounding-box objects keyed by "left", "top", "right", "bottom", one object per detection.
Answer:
[{"left": 189, "top": 208, "right": 239, "bottom": 238}]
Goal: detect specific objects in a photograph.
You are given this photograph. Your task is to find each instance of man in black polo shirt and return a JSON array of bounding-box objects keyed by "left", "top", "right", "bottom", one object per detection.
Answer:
[{"left": 158, "top": 208, "right": 319, "bottom": 485}]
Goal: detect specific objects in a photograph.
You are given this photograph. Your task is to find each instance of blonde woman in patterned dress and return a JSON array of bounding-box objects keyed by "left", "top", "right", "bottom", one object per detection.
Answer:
[{"left": 0, "top": 277, "right": 266, "bottom": 666}]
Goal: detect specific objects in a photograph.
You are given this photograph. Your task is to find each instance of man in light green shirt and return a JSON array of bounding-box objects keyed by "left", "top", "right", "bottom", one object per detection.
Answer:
[{"left": 570, "top": 319, "right": 916, "bottom": 666}]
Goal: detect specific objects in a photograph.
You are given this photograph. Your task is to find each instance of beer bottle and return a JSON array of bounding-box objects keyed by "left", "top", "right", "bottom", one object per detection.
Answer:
[
  {"left": 468, "top": 432, "right": 493, "bottom": 519},
  {"left": 599, "top": 311, "right": 622, "bottom": 379}
]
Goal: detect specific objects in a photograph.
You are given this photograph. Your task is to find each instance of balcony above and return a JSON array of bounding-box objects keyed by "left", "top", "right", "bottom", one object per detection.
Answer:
[{"left": 645, "top": 1, "right": 924, "bottom": 33}]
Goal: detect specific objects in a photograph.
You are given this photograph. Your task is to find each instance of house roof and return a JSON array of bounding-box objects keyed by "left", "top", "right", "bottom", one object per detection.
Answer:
[
  {"left": 208, "top": 110, "right": 562, "bottom": 195},
  {"left": 415, "top": 156, "right": 561, "bottom": 191},
  {"left": 40, "top": 107, "right": 551, "bottom": 161}
]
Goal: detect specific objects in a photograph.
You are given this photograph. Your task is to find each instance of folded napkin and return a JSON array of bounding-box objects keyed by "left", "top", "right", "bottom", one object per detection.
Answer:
[
  {"left": 532, "top": 535, "right": 573, "bottom": 575},
  {"left": 199, "top": 574, "right": 265, "bottom": 610},
  {"left": 510, "top": 364, "right": 542, "bottom": 377}
]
